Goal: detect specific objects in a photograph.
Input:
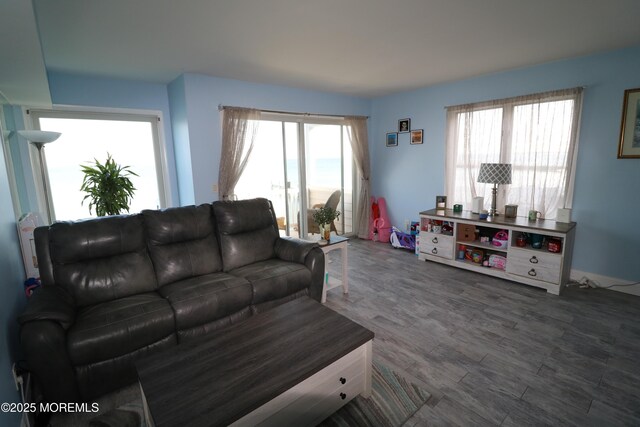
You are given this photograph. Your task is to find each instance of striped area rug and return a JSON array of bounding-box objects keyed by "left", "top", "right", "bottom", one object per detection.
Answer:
[
  {"left": 318, "top": 361, "right": 431, "bottom": 427},
  {"left": 53, "top": 361, "right": 429, "bottom": 426}
]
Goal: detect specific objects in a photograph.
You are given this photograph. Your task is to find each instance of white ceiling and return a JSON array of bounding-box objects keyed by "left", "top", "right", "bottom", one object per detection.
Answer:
[
  {"left": 7, "top": 0, "right": 640, "bottom": 101},
  {"left": 0, "top": 0, "right": 51, "bottom": 107}
]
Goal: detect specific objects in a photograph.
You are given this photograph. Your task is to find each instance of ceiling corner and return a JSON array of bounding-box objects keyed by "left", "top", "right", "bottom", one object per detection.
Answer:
[{"left": 0, "top": 0, "right": 52, "bottom": 107}]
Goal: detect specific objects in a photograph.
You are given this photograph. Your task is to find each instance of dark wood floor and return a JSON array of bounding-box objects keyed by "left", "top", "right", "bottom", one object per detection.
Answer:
[{"left": 324, "top": 238, "right": 640, "bottom": 426}]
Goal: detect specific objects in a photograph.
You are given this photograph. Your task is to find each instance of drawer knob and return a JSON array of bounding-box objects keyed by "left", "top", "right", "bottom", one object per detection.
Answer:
[
  {"left": 529, "top": 256, "right": 538, "bottom": 264},
  {"left": 432, "top": 237, "right": 438, "bottom": 244},
  {"left": 340, "top": 392, "right": 346, "bottom": 400},
  {"left": 432, "top": 248, "right": 438, "bottom": 255},
  {"left": 528, "top": 269, "right": 537, "bottom": 277},
  {"left": 339, "top": 377, "right": 346, "bottom": 384}
]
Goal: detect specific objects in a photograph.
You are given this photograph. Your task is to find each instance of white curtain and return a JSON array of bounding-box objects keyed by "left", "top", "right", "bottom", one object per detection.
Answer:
[
  {"left": 218, "top": 107, "right": 260, "bottom": 200},
  {"left": 345, "top": 116, "right": 370, "bottom": 238},
  {"left": 445, "top": 88, "right": 583, "bottom": 219}
]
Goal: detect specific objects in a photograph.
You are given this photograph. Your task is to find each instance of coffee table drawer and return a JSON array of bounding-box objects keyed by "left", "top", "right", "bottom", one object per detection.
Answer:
[{"left": 231, "top": 342, "right": 370, "bottom": 427}]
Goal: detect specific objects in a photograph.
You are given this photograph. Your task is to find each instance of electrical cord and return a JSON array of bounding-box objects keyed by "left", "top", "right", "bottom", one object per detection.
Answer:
[
  {"left": 567, "top": 277, "right": 639, "bottom": 289},
  {"left": 595, "top": 281, "right": 640, "bottom": 289}
]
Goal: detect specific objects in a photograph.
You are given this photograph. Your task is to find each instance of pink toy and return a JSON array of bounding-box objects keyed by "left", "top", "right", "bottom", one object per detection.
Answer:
[
  {"left": 368, "top": 196, "right": 378, "bottom": 240},
  {"left": 376, "top": 197, "right": 391, "bottom": 243}
]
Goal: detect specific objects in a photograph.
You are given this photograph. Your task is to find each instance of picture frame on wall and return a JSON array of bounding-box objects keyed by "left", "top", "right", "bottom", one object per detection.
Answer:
[
  {"left": 398, "top": 118, "right": 411, "bottom": 133},
  {"left": 618, "top": 87, "right": 640, "bottom": 158},
  {"left": 386, "top": 132, "right": 398, "bottom": 147},
  {"left": 410, "top": 129, "right": 423, "bottom": 145}
]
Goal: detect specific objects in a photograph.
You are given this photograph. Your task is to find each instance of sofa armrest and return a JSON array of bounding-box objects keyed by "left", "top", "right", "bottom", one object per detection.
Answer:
[
  {"left": 18, "top": 286, "right": 76, "bottom": 330},
  {"left": 274, "top": 237, "right": 317, "bottom": 264},
  {"left": 304, "top": 246, "right": 325, "bottom": 302},
  {"left": 21, "top": 320, "right": 81, "bottom": 402},
  {"left": 274, "top": 237, "right": 325, "bottom": 302}
]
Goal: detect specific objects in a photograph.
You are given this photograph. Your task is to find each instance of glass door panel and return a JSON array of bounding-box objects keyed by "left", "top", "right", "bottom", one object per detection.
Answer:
[
  {"left": 304, "top": 124, "right": 350, "bottom": 238},
  {"left": 236, "top": 119, "right": 355, "bottom": 240}
]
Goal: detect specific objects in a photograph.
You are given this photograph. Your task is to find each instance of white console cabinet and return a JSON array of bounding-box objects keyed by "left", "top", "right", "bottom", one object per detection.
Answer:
[{"left": 418, "top": 209, "right": 576, "bottom": 295}]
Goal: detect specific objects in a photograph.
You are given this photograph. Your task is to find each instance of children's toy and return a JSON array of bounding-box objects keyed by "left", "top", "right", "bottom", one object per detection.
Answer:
[
  {"left": 24, "top": 277, "right": 41, "bottom": 297},
  {"left": 390, "top": 227, "right": 415, "bottom": 250},
  {"left": 368, "top": 196, "right": 391, "bottom": 242},
  {"left": 368, "top": 197, "right": 378, "bottom": 240}
]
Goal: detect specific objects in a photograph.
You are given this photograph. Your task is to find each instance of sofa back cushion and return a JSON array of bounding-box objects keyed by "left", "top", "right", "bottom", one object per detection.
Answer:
[
  {"left": 212, "top": 198, "right": 279, "bottom": 272},
  {"left": 142, "top": 204, "right": 223, "bottom": 286},
  {"left": 48, "top": 215, "right": 157, "bottom": 307}
]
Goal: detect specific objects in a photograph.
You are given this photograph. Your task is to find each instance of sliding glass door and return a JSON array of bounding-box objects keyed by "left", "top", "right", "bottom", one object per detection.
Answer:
[{"left": 235, "top": 117, "right": 354, "bottom": 239}]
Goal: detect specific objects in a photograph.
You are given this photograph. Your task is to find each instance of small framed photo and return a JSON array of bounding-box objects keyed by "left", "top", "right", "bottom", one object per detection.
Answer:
[
  {"left": 398, "top": 118, "right": 411, "bottom": 133},
  {"left": 618, "top": 87, "right": 640, "bottom": 158},
  {"left": 410, "top": 129, "right": 423, "bottom": 145},
  {"left": 386, "top": 132, "right": 398, "bottom": 147}
]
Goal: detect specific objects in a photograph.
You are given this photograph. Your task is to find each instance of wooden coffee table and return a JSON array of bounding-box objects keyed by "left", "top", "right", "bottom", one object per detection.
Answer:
[{"left": 136, "top": 297, "right": 374, "bottom": 427}]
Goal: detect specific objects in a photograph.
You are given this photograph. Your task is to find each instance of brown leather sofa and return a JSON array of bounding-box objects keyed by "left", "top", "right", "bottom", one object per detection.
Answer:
[{"left": 18, "top": 198, "right": 324, "bottom": 403}]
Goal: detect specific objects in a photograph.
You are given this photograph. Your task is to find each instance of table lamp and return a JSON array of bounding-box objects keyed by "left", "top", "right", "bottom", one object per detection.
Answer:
[
  {"left": 477, "top": 163, "right": 511, "bottom": 217},
  {"left": 18, "top": 130, "right": 62, "bottom": 223}
]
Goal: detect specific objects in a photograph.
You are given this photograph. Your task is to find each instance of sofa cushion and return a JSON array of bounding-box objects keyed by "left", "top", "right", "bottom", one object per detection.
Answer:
[
  {"left": 49, "top": 215, "right": 157, "bottom": 307},
  {"left": 143, "top": 205, "right": 223, "bottom": 286},
  {"left": 230, "top": 259, "right": 311, "bottom": 305},
  {"left": 67, "top": 293, "right": 175, "bottom": 366},
  {"left": 158, "top": 273, "right": 252, "bottom": 332},
  {"left": 213, "top": 198, "right": 280, "bottom": 271}
]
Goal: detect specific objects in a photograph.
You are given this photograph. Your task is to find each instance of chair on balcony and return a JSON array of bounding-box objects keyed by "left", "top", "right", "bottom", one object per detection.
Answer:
[{"left": 307, "top": 190, "right": 341, "bottom": 235}]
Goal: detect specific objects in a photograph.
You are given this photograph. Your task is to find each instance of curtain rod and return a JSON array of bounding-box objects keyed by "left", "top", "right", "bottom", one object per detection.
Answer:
[
  {"left": 443, "top": 86, "right": 587, "bottom": 110},
  {"left": 218, "top": 104, "right": 368, "bottom": 119}
]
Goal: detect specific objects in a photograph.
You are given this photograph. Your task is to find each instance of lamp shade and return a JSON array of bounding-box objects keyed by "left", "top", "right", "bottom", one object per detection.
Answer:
[
  {"left": 18, "top": 130, "right": 61, "bottom": 144},
  {"left": 477, "top": 163, "right": 512, "bottom": 185}
]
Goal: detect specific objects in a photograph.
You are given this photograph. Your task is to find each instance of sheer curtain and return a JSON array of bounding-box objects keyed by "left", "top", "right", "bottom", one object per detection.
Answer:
[
  {"left": 445, "top": 88, "right": 583, "bottom": 219},
  {"left": 345, "top": 116, "right": 370, "bottom": 238},
  {"left": 218, "top": 107, "right": 260, "bottom": 201}
]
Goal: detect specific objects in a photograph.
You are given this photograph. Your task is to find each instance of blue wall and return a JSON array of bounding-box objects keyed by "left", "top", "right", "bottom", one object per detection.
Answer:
[
  {"left": 167, "top": 75, "right": 195, "bottom": 205},
  {"left": 371, "top": 45, "right": 640, "bottom": 282},
  {"left": 178, "top": 73, "right": 371, "bottom": 204},
  {"left": 47, "top": 71, "right": 180, "bottom": 206},
  {"left": 0, "top": 126, "right": 26, "bottom": 426}
]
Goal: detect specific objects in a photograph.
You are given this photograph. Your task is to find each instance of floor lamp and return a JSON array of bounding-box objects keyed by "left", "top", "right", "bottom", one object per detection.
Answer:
[
  {"left": 477, "top": 163, "right": 512, "bottom": 217},
  {"left": 18, "top": 130, "right": 62, "bottom": 223}
]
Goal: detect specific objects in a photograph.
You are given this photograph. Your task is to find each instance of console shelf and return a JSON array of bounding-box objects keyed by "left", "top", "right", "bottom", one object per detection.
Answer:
[{"left": 418, "top": 208, "right": 576, "bottom": 295}]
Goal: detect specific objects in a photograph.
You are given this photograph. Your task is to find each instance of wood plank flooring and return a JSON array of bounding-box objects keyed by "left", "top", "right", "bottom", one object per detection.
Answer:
[{"left": 323, "top": 238, "right": 640, "bottom": 426}]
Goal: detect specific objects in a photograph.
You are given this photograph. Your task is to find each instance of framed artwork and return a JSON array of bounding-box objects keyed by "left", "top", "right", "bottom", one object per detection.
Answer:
[
  {"left": 398, "top": 118, "right": 411, "bottom": 133},
  {"left": 410, "top": 129, "right": 423, "bottom": 145},
  {"left": 618, "top": 87, "right": 640, "bottom": 158},
  {"left": 386, "top": 132, "right": 398, "bottom": 147}
]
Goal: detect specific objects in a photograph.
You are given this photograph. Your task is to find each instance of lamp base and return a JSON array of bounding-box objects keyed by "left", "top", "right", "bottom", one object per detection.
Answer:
[{"left": 489, "top": 184, "right": 498, "bottom": 217}]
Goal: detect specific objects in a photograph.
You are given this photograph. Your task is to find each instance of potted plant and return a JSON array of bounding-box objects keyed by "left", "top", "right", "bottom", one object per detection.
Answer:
[
  {"left": 312, "top": 206, "right": 340, "bottom": 241},
  {"left": 80, "top": 153, "right": 138, "bottom": 217}
]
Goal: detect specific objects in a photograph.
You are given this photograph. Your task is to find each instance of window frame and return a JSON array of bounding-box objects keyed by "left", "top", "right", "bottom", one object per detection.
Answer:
[{"left": 25, "top": 106, "right": 173, "bottom": 221}]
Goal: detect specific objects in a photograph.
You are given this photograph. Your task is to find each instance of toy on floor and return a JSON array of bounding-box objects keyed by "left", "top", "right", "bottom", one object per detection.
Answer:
[
  {"left": 390, "top": 226, "right": 416, "bottom": 250},
  {"left": 368, "top": 196, "right": 391, "bottom": 242}
]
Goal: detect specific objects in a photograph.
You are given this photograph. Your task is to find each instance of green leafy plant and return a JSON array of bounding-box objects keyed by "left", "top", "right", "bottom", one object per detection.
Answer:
[
  {"left": 312, "top": 206, "right": 340, "bottom": 226},
  {"left": 80, "top": 153, "right": 138, "bottom": 216}
]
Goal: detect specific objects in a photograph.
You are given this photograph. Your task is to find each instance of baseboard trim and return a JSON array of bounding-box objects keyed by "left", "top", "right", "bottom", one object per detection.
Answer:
[{"left": 570, "top": 269, "right": 640, "bottom": 297}]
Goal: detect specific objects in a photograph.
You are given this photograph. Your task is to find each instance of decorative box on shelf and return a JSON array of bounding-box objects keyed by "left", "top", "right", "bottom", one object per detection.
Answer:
[{"left": 418, "top": 208, "right": 576, "bottom": 295}]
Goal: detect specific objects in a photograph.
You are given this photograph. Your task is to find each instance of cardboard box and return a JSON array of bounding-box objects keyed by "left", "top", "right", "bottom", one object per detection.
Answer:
[
  {"left": 457, "top": 224, "right": 476, "bottom": 242},
  {"left": 18, "top": 212, "right": 43, "bottom": 279}
]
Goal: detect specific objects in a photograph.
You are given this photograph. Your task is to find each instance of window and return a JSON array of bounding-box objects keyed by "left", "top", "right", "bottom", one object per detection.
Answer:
[
  {"left": 28, "top": 109, "right": 170, "bottom": 221},
  {"left": 234, "top": 114, "right": 355, "bottom": 239},
  {"left": 445, "top": 88, "right": 583, "bottom": 218}
]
